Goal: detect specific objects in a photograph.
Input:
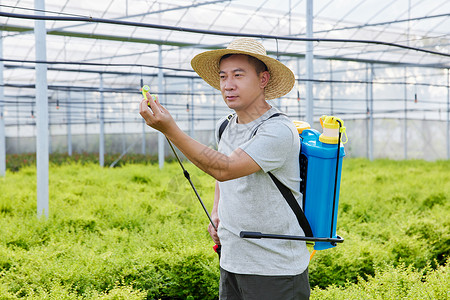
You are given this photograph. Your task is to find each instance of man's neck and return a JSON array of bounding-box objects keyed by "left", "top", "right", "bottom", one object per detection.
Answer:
[{"left": 235, "top": 102, "right": 272, "bottom": 124}]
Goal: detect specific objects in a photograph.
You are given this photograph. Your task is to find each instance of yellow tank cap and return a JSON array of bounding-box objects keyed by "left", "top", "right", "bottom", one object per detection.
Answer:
[
  {"left": 293, "top": 120, "right": 311, "bottom": 134},
  {"left": 319, "top": 115, "right": 348, "bottom": 144},
  {"left": 320, "top": 115, "right": 342, "bottom": 129}
]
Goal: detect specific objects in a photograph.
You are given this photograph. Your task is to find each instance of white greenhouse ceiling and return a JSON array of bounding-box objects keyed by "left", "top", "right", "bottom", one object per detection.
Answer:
[
  {"left": 1, "top": 0, "right": 449, "bottom": 82},
  {"left": 0, "top": 0, "right": 449, "bottom": 160},
  {"left": 0, "top": 0, "right": 449, "bottom": 126}
]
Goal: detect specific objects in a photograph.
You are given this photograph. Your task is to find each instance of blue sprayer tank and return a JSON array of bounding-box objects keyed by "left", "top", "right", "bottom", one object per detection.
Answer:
[{"left": 294, "top": 116, "right": 347, "bottom": 251}]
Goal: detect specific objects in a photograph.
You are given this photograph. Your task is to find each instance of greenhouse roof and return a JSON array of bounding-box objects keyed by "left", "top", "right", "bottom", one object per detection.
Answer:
[{"left": 1, "top": 0, "right": 449, "bottom": 86}]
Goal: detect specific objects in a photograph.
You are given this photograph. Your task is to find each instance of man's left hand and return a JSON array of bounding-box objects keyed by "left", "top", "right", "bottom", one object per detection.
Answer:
[{"left": 139, "top": 92, "right": 177, "bottom": 134}]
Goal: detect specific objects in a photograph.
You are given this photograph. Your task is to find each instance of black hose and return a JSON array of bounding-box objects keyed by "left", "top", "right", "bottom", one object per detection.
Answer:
[
  {"left": 166, "top": 138, "right": 217, "bottom": 231},
  {"left": 330, "top": 120, "right": 342, "bottom": 239}
]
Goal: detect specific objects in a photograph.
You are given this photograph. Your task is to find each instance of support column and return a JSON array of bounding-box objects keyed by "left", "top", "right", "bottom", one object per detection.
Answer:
[
  {"left": 121, "top": 96, "right": 126, "bottom": 154},
  {"left": 368, "top": 64, "right": 374, "bottom": 161},
  {"left": 305, "top": 0, "right": 314, "bottom": 126},
  {"left": 140, "top": 78, "right": 146, "bottom": 155},
  {"left": 35, "top": 0, "right": 49, "bottom": 218},
  {"left": 365, "top": 64, "right": 369, "bottom": 159},
  {"left": 158, "top": 45, "right": 165, "bottom": 169},
  {"left": 142, "top": 119, "right": 146, "bottom": 155},
  {"left": 99, "top": 73, "right": 105, "bottom": 167},
  {"left": 0, "top": 31, "right": 5, "bottom": 177},
  {"left": 84, "top": 91, "right": 88, "bottom": 150},
  {"left": 67, "top": 90, "right": 72, "bottom": 156},
  {"left": 403, "top": 67, "right": 408, "bottom": 159},
  {"left": 330, "top": 61, "right": 333, "bottom": 115},
  {"left": 447, "top": 69, "right": 449, "bottom": 160}
]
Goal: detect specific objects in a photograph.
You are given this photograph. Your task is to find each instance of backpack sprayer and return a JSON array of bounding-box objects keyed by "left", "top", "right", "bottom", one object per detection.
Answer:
[
  {"left": 240, "top": 115, "right": 348, "bottom": 253},
  {"left": 142, "top": 84, "right": 347, "bottom": 256},
  {"left": 141, "top": 85, "right": 221, "bottom": 256}
]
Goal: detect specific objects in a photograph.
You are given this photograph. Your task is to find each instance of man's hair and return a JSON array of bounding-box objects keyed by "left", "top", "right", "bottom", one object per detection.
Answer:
[{"left": 220, "top": 54, "right": 268, "bottom": 75}]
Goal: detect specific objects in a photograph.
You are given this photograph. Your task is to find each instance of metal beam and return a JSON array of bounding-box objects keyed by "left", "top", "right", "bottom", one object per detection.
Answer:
[
  {"left": 0, "top": 25, "right": 448, "bottom": 68},
  {"left": 310, "top": 13, "right": 450, "bottom": 35},
  {"left": 1, "top": 12, "right": 448, "bottom": 58},
  {"left": 306, "top": 0, "right": 314, "bottom": 125},
  {"left": 18, "top": 0, "right": 233, "bottom": 37},
  {"left": 0, "top": 24, "right": 201, "bottom": 48}
]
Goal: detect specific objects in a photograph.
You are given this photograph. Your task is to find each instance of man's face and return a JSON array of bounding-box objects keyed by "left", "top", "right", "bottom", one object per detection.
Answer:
[{"left": 219, "top": 54, "right": 269, "bottom": 112}]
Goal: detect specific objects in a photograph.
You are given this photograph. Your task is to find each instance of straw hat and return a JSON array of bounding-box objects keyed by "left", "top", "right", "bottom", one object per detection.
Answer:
[{"left": 191, "top": 38, "right": 295, "bottom": 100}]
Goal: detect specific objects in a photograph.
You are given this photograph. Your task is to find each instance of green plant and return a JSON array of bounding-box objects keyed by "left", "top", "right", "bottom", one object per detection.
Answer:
[
  {"left": 0, "top": 158, "right": 448, "bottom": 298},
  {"left": 311, "top": 260, "right": 450, "bottom": 299}
]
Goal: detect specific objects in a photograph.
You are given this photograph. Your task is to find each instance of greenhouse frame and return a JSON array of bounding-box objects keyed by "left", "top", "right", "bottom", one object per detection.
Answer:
[{"left": 0, "top": 1, "right": 449, "bottom": 215}]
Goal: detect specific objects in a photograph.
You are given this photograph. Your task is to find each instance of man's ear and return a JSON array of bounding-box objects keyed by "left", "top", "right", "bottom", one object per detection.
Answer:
[{"left": 260, "top": 71, "right": 270, "bottom": 89}]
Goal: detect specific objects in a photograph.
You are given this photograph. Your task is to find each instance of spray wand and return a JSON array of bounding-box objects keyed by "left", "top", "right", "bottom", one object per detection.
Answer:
[{"left": 141, "top": 85, "right": 220, "bottom": 256}]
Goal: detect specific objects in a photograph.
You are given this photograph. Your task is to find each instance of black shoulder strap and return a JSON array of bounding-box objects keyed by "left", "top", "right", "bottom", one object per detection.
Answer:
[
  {"left": 256, "top": 113, "right": 313, "bottom": 237},
  {"left": 268, "top": 173, "right": 313, "bottom": 237},
  {"left": 251, "top": 113, "right": 284, "bottom": 137},
  {"left": 218, "top": 114, "right": 234, "bottom": 142},
  {"left": 219, "top": 112, "right": 283, "bottom": 142}
]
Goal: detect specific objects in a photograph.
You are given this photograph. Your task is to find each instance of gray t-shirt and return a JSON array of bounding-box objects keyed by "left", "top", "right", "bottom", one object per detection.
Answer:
[{"left": 216, "top": 107, "right": 310, "bottom": 276}]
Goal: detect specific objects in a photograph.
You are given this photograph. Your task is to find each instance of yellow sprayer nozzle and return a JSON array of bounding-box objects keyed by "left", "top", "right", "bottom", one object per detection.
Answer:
[{"left": 141, "top": 85, "right": 150, "bottom": 100}]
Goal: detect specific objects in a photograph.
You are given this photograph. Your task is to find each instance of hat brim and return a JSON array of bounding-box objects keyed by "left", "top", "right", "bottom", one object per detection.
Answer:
[{"left": 191, "top": 49, "right": 295, "bottom": 100}]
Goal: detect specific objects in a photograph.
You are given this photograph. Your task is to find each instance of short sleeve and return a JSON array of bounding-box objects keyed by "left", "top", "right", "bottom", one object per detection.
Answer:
[{"left": 240, "top": 121, "right": 295, "bottom": 173}]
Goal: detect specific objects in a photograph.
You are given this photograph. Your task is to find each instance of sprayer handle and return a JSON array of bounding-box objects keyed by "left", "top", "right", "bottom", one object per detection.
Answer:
[{"left": 239, "top": 231, "right": 263, "bottom": 239}]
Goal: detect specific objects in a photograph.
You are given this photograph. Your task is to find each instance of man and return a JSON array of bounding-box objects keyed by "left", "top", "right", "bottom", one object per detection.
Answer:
[{"left": 140, "top": 38, "right": 310, "bottom": 299}]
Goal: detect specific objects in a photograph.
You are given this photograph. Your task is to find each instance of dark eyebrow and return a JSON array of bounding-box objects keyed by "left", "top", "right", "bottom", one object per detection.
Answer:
[{"left": 219, "top": 68, "right": 246, "bottom": 74}]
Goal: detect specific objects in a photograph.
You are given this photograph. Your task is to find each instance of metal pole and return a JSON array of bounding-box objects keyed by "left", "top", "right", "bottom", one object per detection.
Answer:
[
  {"left": 121, "top": 96, "right": 126, "bottom": 154},
  {"left": 289, "top": 0, "right": 291, "bottom": 36},
  {"left": 369, "top": 64, "right": 374, "bottom": 161},
  {"left": 158, "top": 45, "right": 165, "bottom": 169},
  {"left": 297, "top": 57, "right": 301, "bottom": 119},
  {"left": 142, "top": 118, "right": 146, "bottom": 155},
  {"left": 67, "top": 90, "right": 72, "bottom": 156},
  {"left": 0, "top": 30, "right": 6, "bottom": 177},
  {"left": 190, "top": 78, "right": 195, "bottom": 138},
  {"left": 99, "top": 73, "right": 105, "bottom": 167},
  {"left": 83, "top": 91, "right": 88, "bottom": 150},
  {"left": 16, "top": 101, "right": 19, "bottom": 151},
  {"left": 48, "top": 115, "right": 52, "bottom": 154},
  {"left": 330, "top": 61, "right": 333, "bottom": 115},
  {"left": 447, "top": 68, "right": 449, "bottom": 160},
  {"left": 35, "top": 0, "right": 49, "bottom": 218},
  {"left": 141, "top": 77, "right": 146, "bottom": 155},
  {"left": 403, "top": 67, "right": 407, "bottom": 159},
  {"left": 365, "top": 64, "right": 369, "bottom": 159},
  {"left": 306, "top": 0, "right": 314, "bottom": 126}
]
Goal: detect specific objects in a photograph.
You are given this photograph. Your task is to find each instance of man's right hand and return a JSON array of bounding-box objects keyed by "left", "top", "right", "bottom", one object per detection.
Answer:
[{"left": 208, "top": 214, "right": 221, "bottom": 245}]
